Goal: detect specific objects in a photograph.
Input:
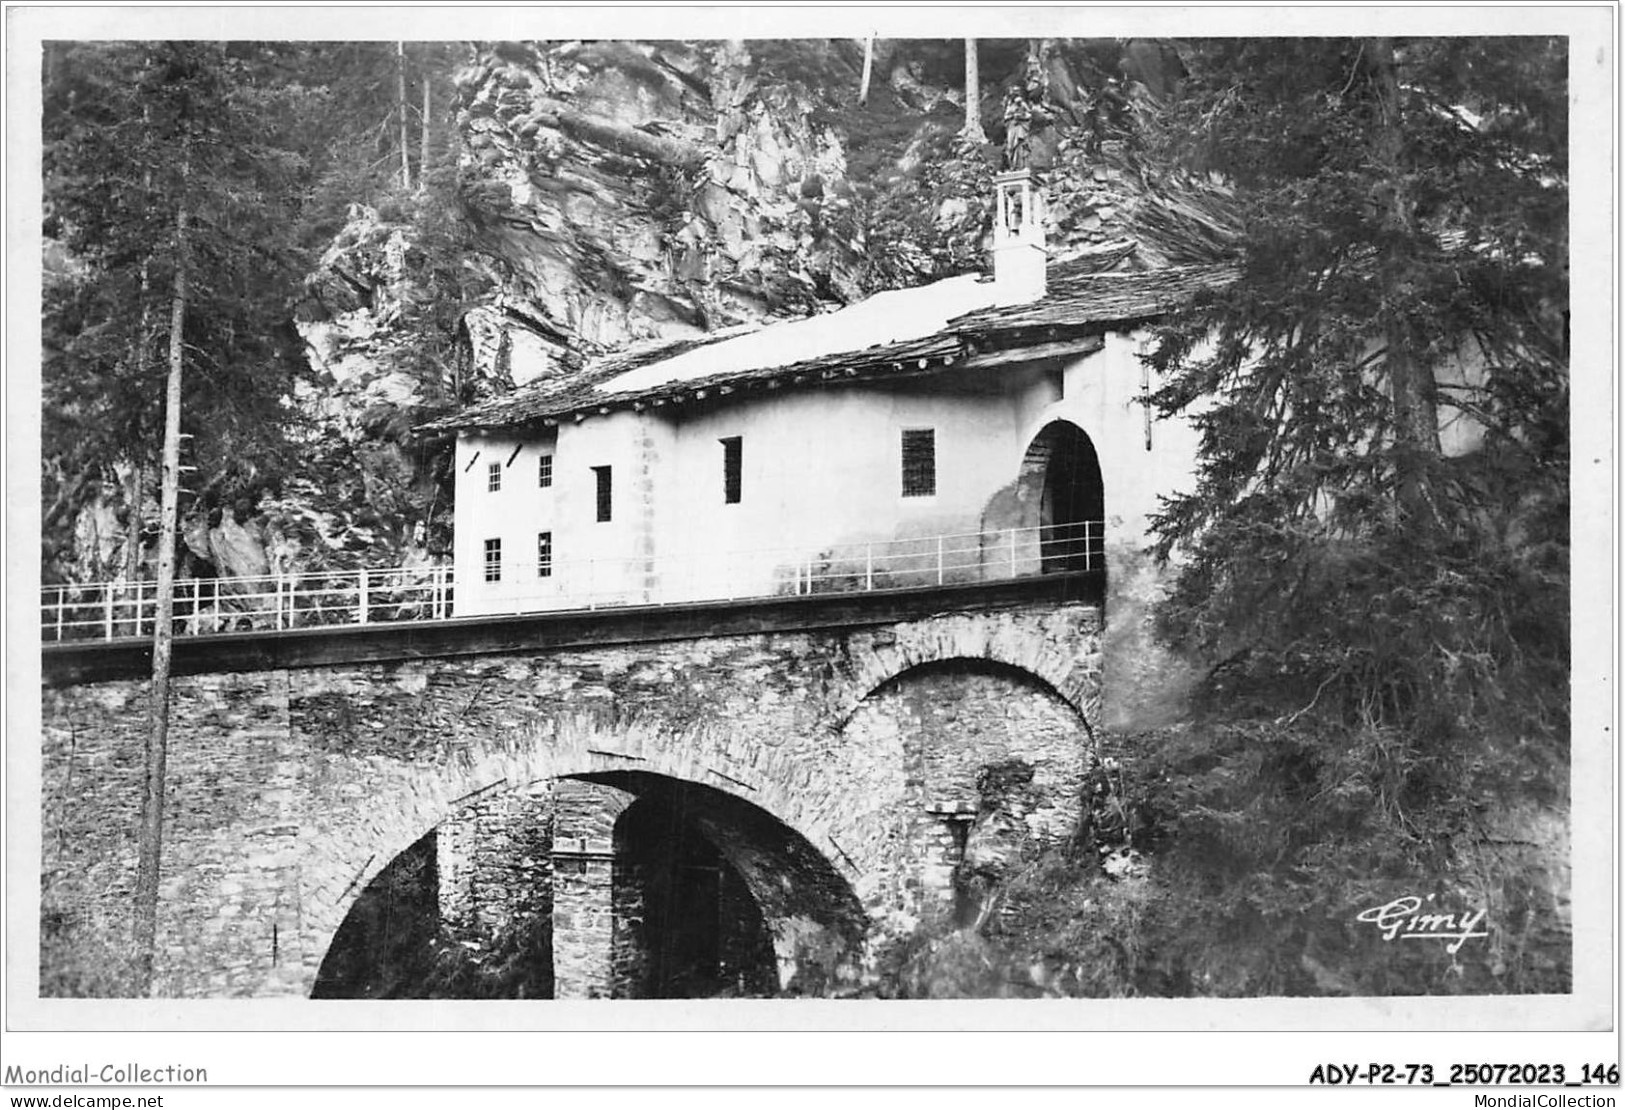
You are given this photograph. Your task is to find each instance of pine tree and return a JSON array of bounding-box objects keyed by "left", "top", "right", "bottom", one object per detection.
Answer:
[
  {"left": 43, "top": 43, "right": 320, "bottom": 578},
  {"left": 1131, "top": 36, "right": 1573, "bottom": 988},
  {"left": 1135, "top": 37, "right": 1569, "bottom": 993},
  {"left": 44, "top": 41, "right": 323, "bottom": 990},
  {"left": 1147, "top": 35, "right": 1566, "bottom": 713}
]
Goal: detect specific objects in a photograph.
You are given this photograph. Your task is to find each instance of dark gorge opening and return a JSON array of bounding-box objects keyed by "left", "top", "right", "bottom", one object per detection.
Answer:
[
  {"left": 312, "top": 771, "right": 860, "bottom": 999},
  {"left": 311, "top": 827, "right": 554, "bottom": 1000},
  {"left": 612, "top": 788, "right": 780, "bottom": 998}
]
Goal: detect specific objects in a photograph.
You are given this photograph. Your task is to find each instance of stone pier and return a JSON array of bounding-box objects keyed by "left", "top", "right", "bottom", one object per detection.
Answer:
[{"left": 548, "top": 780, "right": 633, "bottom": 999}]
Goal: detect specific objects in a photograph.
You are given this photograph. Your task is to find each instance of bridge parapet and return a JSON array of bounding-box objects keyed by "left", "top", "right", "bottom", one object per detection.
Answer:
[
  {"left": 42, "top": 571, "right": 1102, "bottom": 687},
  {"left": 41, "top": 522, "right": 1103, "bottom": 644}
]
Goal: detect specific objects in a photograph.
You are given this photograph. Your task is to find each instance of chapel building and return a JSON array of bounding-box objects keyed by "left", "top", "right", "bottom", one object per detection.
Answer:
[{"left": 430, "top": 171, "right": 1227, "bottom": 621}]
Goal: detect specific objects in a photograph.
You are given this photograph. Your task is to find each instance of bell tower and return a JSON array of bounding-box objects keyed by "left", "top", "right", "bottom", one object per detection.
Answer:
[{"left": 992, "top": 169, "right": 1047, "bottom": 306}]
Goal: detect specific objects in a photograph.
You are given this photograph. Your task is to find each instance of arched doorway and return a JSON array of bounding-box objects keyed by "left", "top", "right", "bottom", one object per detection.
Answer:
[{"left": 1017, "top": 420, "right": 1105, "bottom": 573}]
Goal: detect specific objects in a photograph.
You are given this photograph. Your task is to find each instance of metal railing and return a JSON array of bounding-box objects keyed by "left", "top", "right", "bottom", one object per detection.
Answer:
[
  {"left": 41, "top": 564, "right": 454, "bottom": 643},
  {"left": 40, "top": 522, "right": 1102, "bottom": 643}
]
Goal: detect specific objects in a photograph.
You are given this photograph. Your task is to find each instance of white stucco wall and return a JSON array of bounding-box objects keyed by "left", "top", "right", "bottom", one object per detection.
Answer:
[
  {"left": 1061, "top": 329, "right": 1203, "bottom": 553},
  {"left": 453, "top": 428, "right": 562, "bottom": 616},
  {"left": 645, "top": 384, "right": 1024, "bottom": 601},
  {"left": 451, "top": 329, "right": 1207, "bottom": 617}
]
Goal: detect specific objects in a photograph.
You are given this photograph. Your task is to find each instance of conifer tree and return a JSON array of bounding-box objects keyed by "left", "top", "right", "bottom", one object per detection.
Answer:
[
  {"left": 1136, "top": 36, "right": 1568, "bottom": 991},
  {"left": 44, "top": 41, "right": 320, "bottom": 989}
]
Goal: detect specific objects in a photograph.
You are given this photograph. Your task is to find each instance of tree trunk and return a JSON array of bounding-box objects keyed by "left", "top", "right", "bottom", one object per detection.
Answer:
[
  {"left": 859, "top": 37, "right": 874, "bottom": 104},
  {"left": 396, "top": 41, "right": 411, "bottom": 190},
  {"left": 123, "top": 249, "right": 153, "bottom": 581},
  {"left": 122, "top": 463, "right": 143, "bottom": 581},
  {"left": 963, "top": 38, "right": 986, "bottom": 143},
  {"left": 419, "top": 56, "right": 431, "bottom": 190},
  {"left": 133, "top": 169, "right": 188, "bottom": 994},
  {"left": 1369, "top": 36, "right": 1441, "bottom": 533}
]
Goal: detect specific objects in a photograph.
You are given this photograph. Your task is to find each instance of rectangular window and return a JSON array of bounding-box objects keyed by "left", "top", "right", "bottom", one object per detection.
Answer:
[
  {"left": 538, "top": 454, "right": 553, "bottom": 488},
  {"left": 901, "top": 428, "right": 936, "bottom": 497},
  {"left": 593, "top": 465, "right": 612, "bottom": 522},
  {"left": 537, "top": 531, "right": 553, "bottom": 578},
  {"left": 487, "top": 461, "right": 502, "bottom": 493},
  {"left": 721, "top": 436, "right": 742, "bottom": 504},
  {"left": 483, "top": 537, "right": 502, "bottom": 582}
]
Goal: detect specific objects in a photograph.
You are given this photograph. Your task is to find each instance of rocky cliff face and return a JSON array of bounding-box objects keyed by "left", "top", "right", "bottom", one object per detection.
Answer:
[
  {"left": 61, "top": 38, "right": 1233, "bottom": 590},
  {"left": 438, "top": 38, "right": 1229, "bottom": 350}
]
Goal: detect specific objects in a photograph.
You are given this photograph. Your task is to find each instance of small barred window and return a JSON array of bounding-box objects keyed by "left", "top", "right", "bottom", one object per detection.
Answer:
[{"left": 901, "top": 428, "right": 936, "bottom": 498}]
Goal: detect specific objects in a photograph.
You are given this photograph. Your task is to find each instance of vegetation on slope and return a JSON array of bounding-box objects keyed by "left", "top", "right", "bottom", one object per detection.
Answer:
[{"left": 884, "top": 36, "right": 1570, "bottom": 999}]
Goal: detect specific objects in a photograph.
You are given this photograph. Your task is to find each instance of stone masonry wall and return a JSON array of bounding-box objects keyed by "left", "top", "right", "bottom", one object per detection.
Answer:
[
  {"left": 436, "top": 782, "right": 554, "bottom": 947},
  {"left": 39, "top": 600, "right": 1101, "bottom": 997},
  {"left": 841, "top": 660, "right": 1089, "bottom": 930},
  {"left": 549, "top": 779, "right": 634, "bottom": 998}
]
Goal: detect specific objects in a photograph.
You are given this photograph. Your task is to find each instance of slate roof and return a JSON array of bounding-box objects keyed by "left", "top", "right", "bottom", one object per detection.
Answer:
[
  {"left": 424, "top": 260, "right": 1235, "bottom": 435},
  {"left": 953, "top": 263, "right": 1237, "bottom": 341}
]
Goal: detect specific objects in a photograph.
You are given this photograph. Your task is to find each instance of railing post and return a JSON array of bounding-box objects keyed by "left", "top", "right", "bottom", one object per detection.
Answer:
[
  {"left": 1010, "top": 528, "right": 1018, "bottom": 578},
  {"left": 103, "top": 585, "right": 115, "bottom": 641},
  {"left": 53, "top": 588, "right": 64, "bottom": 642},
  {"left": 358, "top": 569, "right": 370, "bottom": 625},
  {"left": 865, "top": 543, "right": 873, "bottom": 591},
  {"left": 936, "top": 536, "right": 944, "bottom": 586},
  {"left": 1084, "top": 522, "right": 1093, "bottom": 572}
]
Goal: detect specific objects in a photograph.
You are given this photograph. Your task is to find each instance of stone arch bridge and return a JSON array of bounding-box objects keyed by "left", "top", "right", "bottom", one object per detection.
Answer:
[{"left": 40, "top": 576, "right": 1103, "bottom": 999}]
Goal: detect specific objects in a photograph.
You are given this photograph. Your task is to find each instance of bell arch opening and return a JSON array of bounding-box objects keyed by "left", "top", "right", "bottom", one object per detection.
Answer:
[{"left": 1017, "top": 420, "right": 1105, "bottom": 574}]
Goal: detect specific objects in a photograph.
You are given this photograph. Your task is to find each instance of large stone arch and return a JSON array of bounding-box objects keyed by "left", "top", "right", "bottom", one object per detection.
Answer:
[
  {"left": 297, "top": 712, "right": 884, "bottom": 997},
  {"left": 833, "top": 607, "right": 1103, "bottom": 731}
]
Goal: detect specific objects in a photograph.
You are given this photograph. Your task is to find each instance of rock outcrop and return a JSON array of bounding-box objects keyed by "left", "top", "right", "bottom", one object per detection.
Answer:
[{"left": 57, "top": 39, "right": 1238, "bottom": 588}]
